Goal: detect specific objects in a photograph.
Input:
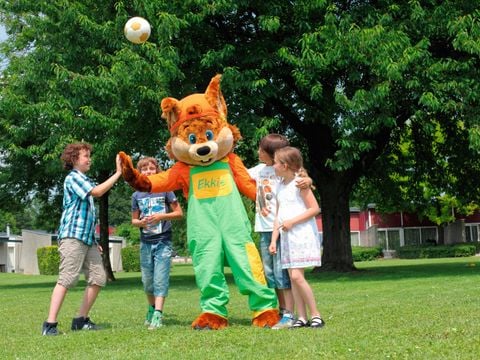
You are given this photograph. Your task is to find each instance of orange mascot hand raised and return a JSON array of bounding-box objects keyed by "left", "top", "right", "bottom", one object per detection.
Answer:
[{"left": 118, "top": 151, "right": 152, "bottom": 192}]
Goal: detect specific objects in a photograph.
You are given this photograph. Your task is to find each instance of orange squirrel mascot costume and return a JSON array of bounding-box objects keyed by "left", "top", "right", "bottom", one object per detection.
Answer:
[{"left": 119, "top": 75, "right": 280, "bottom": 329}]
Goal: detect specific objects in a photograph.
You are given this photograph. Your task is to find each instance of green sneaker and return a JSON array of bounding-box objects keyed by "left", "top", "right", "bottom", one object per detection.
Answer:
[
  {"left": 148, "top": 310, "right": 163, "bottom": 330},
  {"left": 144, "top": 305, "right": 155, "bottom": 326}
]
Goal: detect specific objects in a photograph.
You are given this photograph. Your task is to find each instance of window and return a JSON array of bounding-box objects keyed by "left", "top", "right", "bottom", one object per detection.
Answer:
[
  {"left": 466, "top": 224, "right": 479, "bottom": 243},
  {"left": 404, "top": 227, "right": 437, "bottom": 246},
  {"left": 377, "top": 229, "right": 401, "bottom": 250},
  {"left": 421, "top": 227, "right": 438, "bottom": 245},
  {"left": 378, "top": 230, "right": 386, "bottom": 249},
  {"left": 350, "top": 232, "right": 360, "bottom": 246},
  {"left": 404, "top": 228, "right": 421, "bottom": 246},
  {"left": 387, "top": 230, "right": 401, "bottom": 250}
]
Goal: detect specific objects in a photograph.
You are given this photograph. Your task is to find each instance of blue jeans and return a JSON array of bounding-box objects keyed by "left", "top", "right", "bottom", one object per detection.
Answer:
[
  {"left": 259, "top": 232, "right": 291, "bottom": 289},
  {"left": 140, "top": 238, "right": 172, "bottom": 297}
]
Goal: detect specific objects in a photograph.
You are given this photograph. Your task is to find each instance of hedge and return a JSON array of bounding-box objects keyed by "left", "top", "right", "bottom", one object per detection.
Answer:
[
  {"left": 352, "top": 246, "right": 383, "bottom": 262},
  {"left": 37, "top": 246, "right": 60, "bottom": 275},
  {"left": 121, "top": 245, "right": 140, "bottom": 272},
  {"left": 397, "top": 244, "right": 477, "bottom": 259}
]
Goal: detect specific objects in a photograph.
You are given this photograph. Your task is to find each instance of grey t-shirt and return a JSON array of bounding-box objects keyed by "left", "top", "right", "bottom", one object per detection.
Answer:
[{"left": 131, "top": 191, "right": 177, "bottom": 242}]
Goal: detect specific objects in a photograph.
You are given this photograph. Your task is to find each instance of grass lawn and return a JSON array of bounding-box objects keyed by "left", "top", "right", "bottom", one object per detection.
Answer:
[{"left": 1, "top": 257, "right": 479, "bottom": 359}]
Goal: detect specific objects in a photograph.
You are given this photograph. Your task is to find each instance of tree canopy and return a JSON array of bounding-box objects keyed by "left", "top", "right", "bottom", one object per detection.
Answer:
[{"left": 1, "top": 1, "right": 480, "bottom": 272}]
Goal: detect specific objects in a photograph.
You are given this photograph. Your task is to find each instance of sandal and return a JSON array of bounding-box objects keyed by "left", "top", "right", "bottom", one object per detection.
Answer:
[
  {"left": 289, "top": 318, "right": 309, "bottom": 329},
  {"left": 310, "top": 316, "right": 325, "bottom": 329}
]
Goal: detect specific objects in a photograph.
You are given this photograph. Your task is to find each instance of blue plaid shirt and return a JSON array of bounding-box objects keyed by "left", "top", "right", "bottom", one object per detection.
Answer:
[{"left": 57, "top": 169, "right": 96, "bottom": 246}]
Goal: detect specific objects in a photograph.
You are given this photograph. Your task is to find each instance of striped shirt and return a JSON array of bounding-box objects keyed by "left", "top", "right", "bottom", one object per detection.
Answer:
[{"left": 57, "top": 169, "right": 96, "bottom": 246}]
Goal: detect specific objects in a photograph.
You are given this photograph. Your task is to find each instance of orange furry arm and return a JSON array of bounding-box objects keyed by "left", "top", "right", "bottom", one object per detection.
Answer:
[
  {"left": 119, "top": 151, "right": 152, "bottom": 192},
  {"left": 227, "top": 153, "right": 256, "bottom": 201},
  {"left": 150, "top": 162, "right": 190, "bottom": 198}
]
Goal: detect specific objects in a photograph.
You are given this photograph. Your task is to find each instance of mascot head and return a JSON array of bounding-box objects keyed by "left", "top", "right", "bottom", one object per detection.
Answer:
[{"left": 160, "top": 74, "right": 242, "bottom": 166}]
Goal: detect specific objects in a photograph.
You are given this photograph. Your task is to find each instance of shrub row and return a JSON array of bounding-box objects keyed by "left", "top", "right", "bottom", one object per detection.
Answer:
[
  {"left": 36, "top": 245, "right": 142, "bottom": 274},
  {"left": 352, "top": 246, "right": 383, "bottom": 262},
  {"left": 121, "top": 245, "right": 140, "bottom": 272},
  {"left": 37, "top": 246, "right": 60, "bottom": 275},
  {"left": 397, "top": 244, "right": 477, "bottom": 259},
  {"left": 36, "top": 242, "right": 478, "bottom": 274}
]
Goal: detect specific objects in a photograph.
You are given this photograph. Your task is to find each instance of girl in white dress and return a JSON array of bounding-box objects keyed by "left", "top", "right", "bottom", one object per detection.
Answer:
[{"left": 268, "top": 146, "right": 324, "bottom": 329}]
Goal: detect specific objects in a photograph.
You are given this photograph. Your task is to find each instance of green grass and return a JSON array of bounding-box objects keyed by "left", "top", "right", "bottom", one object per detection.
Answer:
[{"left": 1, "top": 257, "right": 480, "bottom": 359}]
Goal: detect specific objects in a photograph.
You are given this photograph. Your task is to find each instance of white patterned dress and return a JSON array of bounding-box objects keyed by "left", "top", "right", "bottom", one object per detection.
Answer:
[{"left": 277, "top": 178, "right": 322, "bottom": 269}]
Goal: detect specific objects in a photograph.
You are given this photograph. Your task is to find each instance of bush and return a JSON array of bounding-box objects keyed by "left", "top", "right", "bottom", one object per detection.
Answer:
[
  {"left": 397, "top": 244, "right": 477, "bottom": 259},
  {"left": 172, "top": 216, "right": 189, "bottom": 256},
  {"left": 473, "top": 242, "right": 480, "bottom": 254},
  {"left": 352, "top": 246, "right": 383, "bottom": 262},
  {"left": 116, "top": 223, "right": 140, "bottom": 245},
  {"left": 37, "top": 246, "right": 60, "bottom": 275},
  {"left": 121, "top": 245, "right": 140, "bottom": 272}
]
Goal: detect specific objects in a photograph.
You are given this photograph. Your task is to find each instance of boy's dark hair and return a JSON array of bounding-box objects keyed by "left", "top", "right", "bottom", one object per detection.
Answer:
[
  {"left": 259, "top": 134, "right": 290, "bottom": 159},
  {"left": 61, "top": 142, "right": 92, "bottom": 170}
]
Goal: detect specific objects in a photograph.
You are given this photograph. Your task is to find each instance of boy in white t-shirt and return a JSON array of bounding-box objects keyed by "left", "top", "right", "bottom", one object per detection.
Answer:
[{"left": 248, "top": 134, "right": 312, "bottom": 329}]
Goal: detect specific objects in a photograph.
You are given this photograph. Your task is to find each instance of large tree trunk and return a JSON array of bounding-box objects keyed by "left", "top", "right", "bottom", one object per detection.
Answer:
[
  {"left": 314, "top": 175, "right": 356, "bottom": 272},
  {"left": 99, "top": 187, "right": 115, "bottom": 281}
]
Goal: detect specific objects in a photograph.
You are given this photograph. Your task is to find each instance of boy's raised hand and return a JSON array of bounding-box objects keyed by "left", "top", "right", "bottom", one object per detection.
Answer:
[{"left": 118, "top": 151, "right": 152, "bottom": 192}]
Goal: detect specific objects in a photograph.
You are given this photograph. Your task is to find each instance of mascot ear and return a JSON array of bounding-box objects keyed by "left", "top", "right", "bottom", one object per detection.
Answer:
[
  {"left": 229, "top": 123, "right": 242, "bottom": 145},
  {"left": 161, "top": 97, "right": 181, "bottom": 133},
  {"left": 205, "top": 74, "right": 227, "bottom": 121}
]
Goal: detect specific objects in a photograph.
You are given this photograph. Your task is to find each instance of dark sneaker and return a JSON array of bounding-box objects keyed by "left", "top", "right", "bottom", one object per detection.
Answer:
[
  {"left": 42, "top": 321, "right": 59, "bottom": 336},
  {"left": 71, "top": 317, "right": 99, "bottom": 331}
]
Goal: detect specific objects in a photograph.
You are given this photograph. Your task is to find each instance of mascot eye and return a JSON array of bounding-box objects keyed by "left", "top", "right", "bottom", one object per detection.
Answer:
[
  {"left": 188, "top": 133, "right": 197, "bottom": 144},
  {"left": 205, "top": 130, "right": 214, "bottom": 141}
]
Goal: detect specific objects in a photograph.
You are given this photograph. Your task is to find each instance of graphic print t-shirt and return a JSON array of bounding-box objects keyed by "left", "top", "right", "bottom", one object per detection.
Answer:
[
  {"left": 131, "top": 191, "right": 177, "bottom": 242},
  {"left": 248, "top": 163, "right": 281, "bottom": 232}
]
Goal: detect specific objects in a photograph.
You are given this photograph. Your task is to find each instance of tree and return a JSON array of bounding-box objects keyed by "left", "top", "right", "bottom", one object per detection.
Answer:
[
  {"left": 0, "top": 1, "right": 177, "bottom": 279},
  {"left": 2, "top": 1, "right": 480, "bottom": 273},
  {"left": 135, "top": 1, "right": 480, "bottom": 271}
]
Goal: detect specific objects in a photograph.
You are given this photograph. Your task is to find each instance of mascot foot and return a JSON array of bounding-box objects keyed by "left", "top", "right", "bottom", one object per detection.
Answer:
[
  {"left": 191, "top": 313, "right": 228, "bottom": 330},
  {"left": 252, "top": 309, "right": 281, "bottom": 328}
]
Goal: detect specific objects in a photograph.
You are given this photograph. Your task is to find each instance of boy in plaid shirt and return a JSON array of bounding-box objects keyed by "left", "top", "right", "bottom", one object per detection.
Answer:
[{"left": 42, "top": 142, "right": 122, "bottom": 336}]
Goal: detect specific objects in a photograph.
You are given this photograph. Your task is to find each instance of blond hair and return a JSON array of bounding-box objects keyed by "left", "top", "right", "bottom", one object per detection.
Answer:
[
  {"left": 275, "top": 146, "right": 303, "bottom": 172},
  {"left": 136, "top": 157, "right": 161, "bottom": 173}
]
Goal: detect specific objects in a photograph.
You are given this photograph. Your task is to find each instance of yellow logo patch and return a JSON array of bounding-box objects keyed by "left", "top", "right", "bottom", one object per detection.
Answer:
[{"left": 192, "top": 169, "right": 233, "bottom": 199}]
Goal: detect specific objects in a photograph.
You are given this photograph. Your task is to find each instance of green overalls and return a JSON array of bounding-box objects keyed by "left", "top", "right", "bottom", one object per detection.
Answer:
[{"left": 188, "top": 159, "right": 278, "bottom": 318}]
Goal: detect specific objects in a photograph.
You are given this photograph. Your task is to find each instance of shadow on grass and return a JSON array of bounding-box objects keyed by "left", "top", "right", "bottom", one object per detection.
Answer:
[
  {"left": 107, "top": 273, "right": 197, "bottom": 291},
  {"left": 1, "top": 258, "right": 478, "bottom": 291},
  {"left": 307, "top": 258, "right": 480, "bottom": 284}
]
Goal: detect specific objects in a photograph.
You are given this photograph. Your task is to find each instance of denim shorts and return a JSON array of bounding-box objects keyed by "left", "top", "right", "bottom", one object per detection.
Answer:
[
  {"left": 57, "top": 238, "right": 106, "bottom": 289},
  {"left": 259, "top": 232, "right": 291, "bottom": 289},
  {"left": 140, "top": 239, "right": 173, "bottom": 297}
]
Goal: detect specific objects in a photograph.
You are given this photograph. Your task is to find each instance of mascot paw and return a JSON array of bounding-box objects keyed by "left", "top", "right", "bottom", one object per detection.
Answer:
[
  {"left": 118, "top": 151, "right": 152, "bottom": 192},
  {"left": 191, "top": 313, "right": 228, "bottom": 330},
  {"left": 252, "top": 309, "right": 281, "bottom": 328}
]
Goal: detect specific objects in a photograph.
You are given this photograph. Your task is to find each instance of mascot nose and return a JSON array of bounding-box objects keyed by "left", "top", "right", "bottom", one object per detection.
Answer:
[{"left": 196, "top": 146, "right": 211, "bottom": 156}]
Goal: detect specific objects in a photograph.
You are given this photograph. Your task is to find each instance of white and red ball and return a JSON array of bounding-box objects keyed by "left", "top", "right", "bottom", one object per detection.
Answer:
[{"left": 124, "top": 17, "right": 151, "bottom": 44}]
